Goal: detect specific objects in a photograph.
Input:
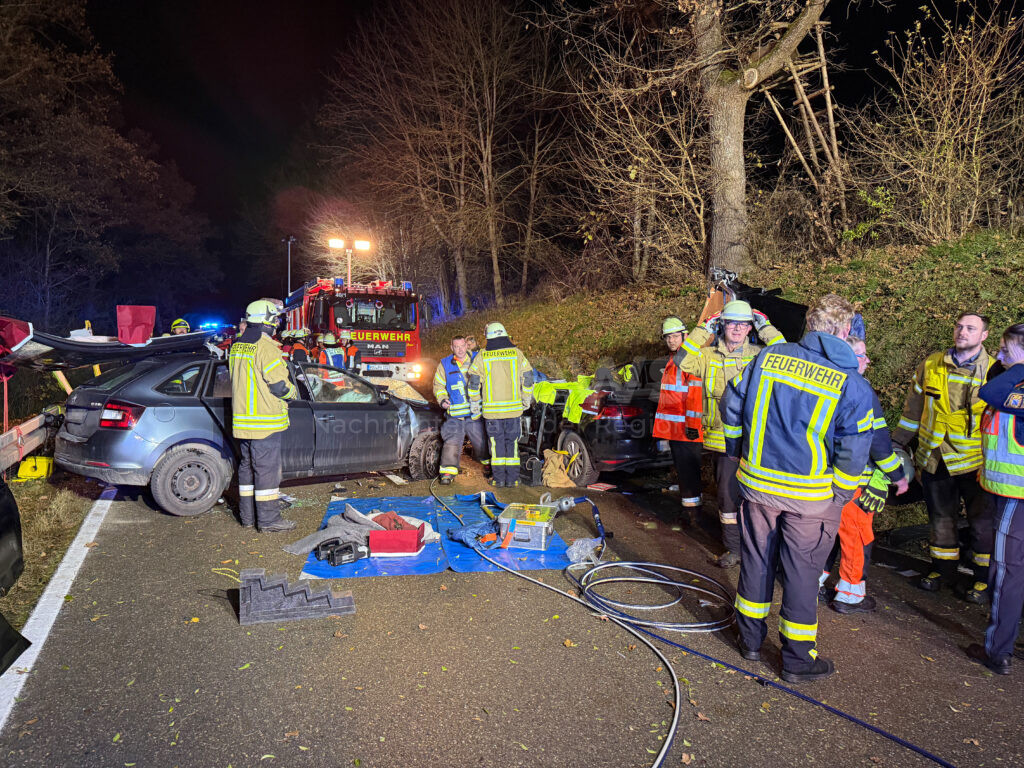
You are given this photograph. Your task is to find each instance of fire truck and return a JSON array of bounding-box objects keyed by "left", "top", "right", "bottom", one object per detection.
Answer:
[{"left": 284, "top": 278, "right": 425, "bottom": 382}]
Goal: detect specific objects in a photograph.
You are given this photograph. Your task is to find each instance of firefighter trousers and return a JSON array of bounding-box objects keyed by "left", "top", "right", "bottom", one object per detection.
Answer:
[
  {"left": 439, "top": 417, "right": 489, "bottom": 476},
  {"left": 714, "top": 453, "right": 742, "bottom": 554},
  {"left": 985, "top": 496, "right": 1024, "bottom": 663},
  {"left": 669, "top": 440, "right": 703, "bottom": 506},
  {"left": 237, "top": 431, "right": 284, "bottom": 527},
  {"left": 922, "top": 461, "right": 994, "bottom": 585},
  {"left": 735, "top": 500, "right": 840, "bottom": 673},
  {"left": 486, "top": 417, "right": 521, "bottom": 485}
]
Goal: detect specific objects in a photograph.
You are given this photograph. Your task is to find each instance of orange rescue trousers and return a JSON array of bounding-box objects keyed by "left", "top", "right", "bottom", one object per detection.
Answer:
[{"left": 823, "top": 488, "right": 875, "bottom": 605}]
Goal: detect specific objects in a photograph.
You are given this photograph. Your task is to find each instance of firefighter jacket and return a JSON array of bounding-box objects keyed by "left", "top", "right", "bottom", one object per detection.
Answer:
[
  {"left": 676, "top": 324, "right": 784, "bottom": 452},
  {"left": 467, "top": 339, "right": 534, "bottom": 419},
  {"left": 228, "top": 326, "right": 297, "bottom": 439},
  {"left": 433, "top": 353, "right": 479, "bottom": 420},
  {"left": 721, "top": 331, "right": 875, "bottom": 513},
  {"left": 892, "top": 349, "right": 995, "bottom": 475},
  {"left": 979, "top": 366, "right": 1024, "bottom": 499},
  {"left": 653, "top": 358, "right": 703, "bottom": 442}
]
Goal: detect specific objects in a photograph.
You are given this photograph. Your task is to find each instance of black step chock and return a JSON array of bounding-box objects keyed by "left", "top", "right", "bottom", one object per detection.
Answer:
[{"left": 238, "top": 568, "right": 356, "bottom": 625}]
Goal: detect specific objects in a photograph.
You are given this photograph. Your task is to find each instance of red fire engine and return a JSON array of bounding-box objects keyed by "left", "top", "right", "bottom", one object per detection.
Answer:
[{"left": 284, "top": 278, "right": 424, "bottom": 381}]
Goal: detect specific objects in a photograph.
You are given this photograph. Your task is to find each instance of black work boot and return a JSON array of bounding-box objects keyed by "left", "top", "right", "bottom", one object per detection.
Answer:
[
  {"left": 960, "top": 581, "right": 991, "bottom": 605},
  {"left": 439, "top": 474, "right": 454, "bottom": 486},
  {"left": 260, "top": 518, "right": 297, "bottom": 533},
  {"left": 781, "top": 657, "right": 835, "bottom": 684},
  {"left": 717, "top": 551, "right": 740, "bottom": 569},
  {"left": 831, "top": 595, "right": 877, "bottom": 614},
  {"left": 966, "top": 643, "right": 1012, "bottom": 675},
  {"left": 917, "top": 572, "right": 945, "bottom": 592}
]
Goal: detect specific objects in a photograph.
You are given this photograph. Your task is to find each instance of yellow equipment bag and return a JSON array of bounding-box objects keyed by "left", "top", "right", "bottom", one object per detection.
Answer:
[{"left": 14, "top": 456, "right": 53, "bottom": 482}]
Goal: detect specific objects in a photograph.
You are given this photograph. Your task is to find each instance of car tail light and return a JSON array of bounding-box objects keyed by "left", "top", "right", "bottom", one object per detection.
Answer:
[
  {"left": 99, "top": 401, "right": 145, "bottom": 429},
  {"left": 597, "top": 405, "right": 642, "bottom": 420}
]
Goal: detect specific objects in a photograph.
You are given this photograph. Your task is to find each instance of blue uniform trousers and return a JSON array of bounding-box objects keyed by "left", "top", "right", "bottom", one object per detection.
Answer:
[
  {"left": 986, "top": 496, "right": 1024, "bottom": 663},
  {"left": 485, "top": 417, "right": 521, "bottom": 485},
  {"left": 735, "top": 501, "right": 839, "bottom": 673},
  {"left": 439, "top": 417, "right": 489, "bottom": 476}
]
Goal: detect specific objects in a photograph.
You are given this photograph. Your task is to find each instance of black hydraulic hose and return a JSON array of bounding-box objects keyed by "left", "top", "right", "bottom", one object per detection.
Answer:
[{"left": 428, "top": 480, "right": 957, "bottom": 768}]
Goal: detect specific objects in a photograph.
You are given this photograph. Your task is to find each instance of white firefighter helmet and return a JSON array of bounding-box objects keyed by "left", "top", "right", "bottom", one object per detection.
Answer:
[{"left": 485, "top": 322, "right": 508, "bottom": 339}]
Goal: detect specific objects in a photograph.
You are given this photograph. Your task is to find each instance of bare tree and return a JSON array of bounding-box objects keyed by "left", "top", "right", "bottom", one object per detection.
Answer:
[{"left": 848, "top": 5, "right": 1024, "bottom": 243}]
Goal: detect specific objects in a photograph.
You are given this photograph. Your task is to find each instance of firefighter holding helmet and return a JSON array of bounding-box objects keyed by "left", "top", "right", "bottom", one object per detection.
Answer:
[
  {"left": 673, "top": 300, "right": 785, "bottom": 566},
  {"left": 228, "top": 299, "right": 297, "bottom": 532}
]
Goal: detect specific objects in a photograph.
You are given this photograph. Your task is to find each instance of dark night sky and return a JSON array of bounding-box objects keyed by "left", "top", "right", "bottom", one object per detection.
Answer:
[
  {"left": 85, "top": 0, "right": 973, "bottom": 230},
  {"left": 88, "top": 0, "right": 372, "bottom": 226}
]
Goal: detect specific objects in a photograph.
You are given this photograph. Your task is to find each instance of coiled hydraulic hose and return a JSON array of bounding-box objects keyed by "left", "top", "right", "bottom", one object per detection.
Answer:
[{"left": 428, "top": 480, "right": 956, "bottom": 768}]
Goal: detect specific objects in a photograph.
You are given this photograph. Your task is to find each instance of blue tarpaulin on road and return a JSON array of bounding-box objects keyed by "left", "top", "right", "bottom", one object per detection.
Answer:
[
  {"left": 300, "top": 495, "right": 448, "bottom": 579},
  {"left": 437, "top": 493, "right": 571, "bottom": 574},
  {"left": 299, "top": 494, "right": 571, "bottom": 578}
]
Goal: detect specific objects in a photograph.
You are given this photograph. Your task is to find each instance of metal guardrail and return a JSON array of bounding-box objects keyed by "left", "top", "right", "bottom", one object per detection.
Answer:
[{"left": 0, "top": 414, "right": 47, "bottom": 474}]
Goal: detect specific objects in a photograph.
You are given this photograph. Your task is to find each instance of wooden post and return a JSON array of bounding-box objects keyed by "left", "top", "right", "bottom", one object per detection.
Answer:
[{"left": 764, "top": 89, "right": 820, "bottom": 190}]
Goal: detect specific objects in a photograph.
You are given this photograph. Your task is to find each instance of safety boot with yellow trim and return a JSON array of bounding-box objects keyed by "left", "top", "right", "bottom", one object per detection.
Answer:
[{"left": 917, "top": 572, "right": 945, "bottom": 592}]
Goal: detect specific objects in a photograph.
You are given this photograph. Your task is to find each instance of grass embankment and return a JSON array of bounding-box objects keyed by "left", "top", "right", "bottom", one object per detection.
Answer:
[
  {"left": 423, "top": 230, "right": 1024, "bottom": 532},
  {"left": 0, "top": 473, "right": 102, "bottom": 629}
]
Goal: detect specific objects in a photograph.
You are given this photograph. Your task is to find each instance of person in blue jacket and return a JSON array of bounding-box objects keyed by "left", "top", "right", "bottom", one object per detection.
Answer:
[
  {"left": 721, "top": 293, "right": 874, "bottom": 683},
  {"left": 968, "top": 323, "right": 1024, "bottom": 675}
]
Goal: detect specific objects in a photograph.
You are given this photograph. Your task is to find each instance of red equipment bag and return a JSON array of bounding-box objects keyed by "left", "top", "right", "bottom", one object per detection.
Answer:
[{"left": 116, "top": 305, "right": 156, "bottom": 344}]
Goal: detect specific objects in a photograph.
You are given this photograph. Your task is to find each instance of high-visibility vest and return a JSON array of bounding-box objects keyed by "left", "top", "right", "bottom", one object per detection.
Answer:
[
  {"left": 441, "top": 354, "right": 476, "bottom": 420},
  {"left": 981, "top": 407, "right": 1024, "bottom": 499},
  {"left": 914, "top": 352, "right": 993, "bottom": 473},
  {"left": 653, "top": 359, "right": 703, "bottom": 442}
]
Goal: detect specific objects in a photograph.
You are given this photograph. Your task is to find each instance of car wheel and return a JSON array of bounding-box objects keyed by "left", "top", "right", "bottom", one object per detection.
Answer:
[
  {"left": 150, "top": 444, "right": 231, "bottom": 517},
  {"left": 407, "top": 429, "right": 441, "bottom": 481},
  {"left": 558, "top": 431, "right": 600, "bottom": 487}
]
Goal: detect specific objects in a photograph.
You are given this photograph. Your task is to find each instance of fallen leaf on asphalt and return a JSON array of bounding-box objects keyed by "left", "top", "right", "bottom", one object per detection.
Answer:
[
  {"left": 85, "top": 542, "right": 98, "bottom": 548},
  {"left": 333, "top": 630, "right": 348, "bottom": 638},
  {"left": 920, "top": 655, "right": 935, "bottom": 662},
  {"left": 440, "top": 585, "right": 448, "bottom": 591},
  {"left": 238, "top": 663, "right": 252, "bottom": 670},
  {"left": 190, "top": 617, "right": 200, "bottom": 623},
  {"left": 418, "top": 624, "right": 428, "bottom": 630},
  {"left": 696, "top": 712, "right": 710, "bottom": 722},
  {"left": 220, "top": 559, "right": 233, "bottom": 564},
  {"left": 627, "top": 644, "right": 637, "bottom": 651},
  {"left": 260, "top": 755, "right": 275, "bottom": 760},
  {"left": 299, "top": 746, "right": 309, "bottom": 751},
  {"left": 563, "top": 639, "right": 577, "bottom": 647},
  {"left": 681, "top": 754, "right": 694, "bottom": 765},
  {"left": 284, "top": 730, "right": 299, "bottom": 739},
  {"left": 964, "top": 738, "right": 980, "bottom": 746},
  {"left": 112, "top": 733, "right": 121, "bottom": 743}
]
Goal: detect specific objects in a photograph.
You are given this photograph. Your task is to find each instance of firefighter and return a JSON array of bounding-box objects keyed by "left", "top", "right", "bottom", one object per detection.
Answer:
[
  {"left": 290, "top": 328, "right": 312, "bottom": 364},
  {"left": 319, "top": 332, "right": 339, "bottom": 366},
  {"left": 968, "top": 323, "right": 1024, "bottom": 675},
  {"left": 467, "top": 322, "right": 534, "bottom": 487},
  {"left": 433, "top": 335, "right": 489, "bottom": 484},
  {"left": 892, "top": 312, "right": 996, "bottom": 601},
  {"left": 674, "top": 301, "right": 784, "bottom": 563},
  {"left": 721, "top": 293, "right": 874, "bottom": 683},
  {"left": 820, "top": 336, "right": 910, "bottom": 613},
  {"left": 465, "top": 335, "right": 479, "bottom": 354},
  {"left": 337, "top": 329, "right": 362, "bottom": 372},
  {"left": 171, "top": 318, "right": 190, "bottom": 335},
  {"left": 653, "top": 316, "right": 704, "bottom": 526},
  {"left": 228, "top": 299, "right": 298, "bottom": 533}
]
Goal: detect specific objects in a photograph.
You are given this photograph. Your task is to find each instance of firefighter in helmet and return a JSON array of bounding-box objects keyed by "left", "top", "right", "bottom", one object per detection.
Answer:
[
  {"left": 467, "top": 322, "right": 533, "bottom": 487},
  {"left": 653, "top": 317, "right": 704, "bottom": 526},
  {"left": 228, "top": 299, "right": 297, "bottom": 532},
  {"left": 171, "top": 318, "right": 190, "bottom": 335}
]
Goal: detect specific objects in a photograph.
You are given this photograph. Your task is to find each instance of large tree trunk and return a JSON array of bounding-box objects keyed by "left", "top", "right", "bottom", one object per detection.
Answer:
[{"left": 706, "top": 86, "right": 751, "bottom": 274}]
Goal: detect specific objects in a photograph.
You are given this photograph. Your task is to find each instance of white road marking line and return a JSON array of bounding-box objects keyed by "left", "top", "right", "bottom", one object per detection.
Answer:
[{"left": 0, "top": 484, "right": 117, "bottom": 733}]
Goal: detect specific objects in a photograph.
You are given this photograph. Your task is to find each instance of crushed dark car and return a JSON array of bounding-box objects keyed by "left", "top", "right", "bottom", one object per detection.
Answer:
[{"left": 55, "top": 354, "right": 443, "bottom": 516}]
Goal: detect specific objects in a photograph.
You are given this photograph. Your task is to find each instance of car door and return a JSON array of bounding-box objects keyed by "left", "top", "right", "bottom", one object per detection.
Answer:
[
  {"left": 201, "top": 361, "right": 315, "bottom": 478},
  {"left": 297, "top": 363, "right": 402, "bottom": 473}
]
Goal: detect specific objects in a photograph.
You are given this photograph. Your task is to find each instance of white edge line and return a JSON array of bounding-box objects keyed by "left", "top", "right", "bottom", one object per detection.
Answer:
[{"left": 0, "top": 484, "right": 117, "bottom": 733}]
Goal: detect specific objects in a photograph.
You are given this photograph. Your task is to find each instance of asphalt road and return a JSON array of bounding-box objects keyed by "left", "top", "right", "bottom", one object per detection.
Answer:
[{"left": 0, "top": 470, "right": 1021, "bottom": 768}]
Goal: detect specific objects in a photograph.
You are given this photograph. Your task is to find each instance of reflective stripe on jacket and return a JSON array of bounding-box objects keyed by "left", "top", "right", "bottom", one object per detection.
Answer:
[
  {"left": 433, "top": 353, "right": 478, "bottom": 420},
  {"left": 979, "top": 368, "right": 1024, "bottom": 499},
  {"left": 229, "top": 333, "right": 297, "bottom": 439},
  {"left": 893, "top": 349, "right": 994, "bottom": 475},
  {"left": 653, "top": 358, "right": 703, "bottom": 442},
  {"left": 467, "top": 346, "right": 534, "bottom": 419},
  {"left": 678, "top": 325, "right": 784, "bottom": 452},
  {"left": 721, "top": 332, "right": 874, "bottom": 506}
]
